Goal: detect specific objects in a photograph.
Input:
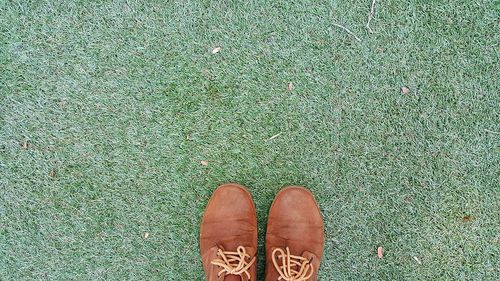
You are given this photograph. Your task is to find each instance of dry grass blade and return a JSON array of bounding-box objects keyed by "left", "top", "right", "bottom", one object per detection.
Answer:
[
  {"left": 366, "top": 0, "right": 377, "bottom": 33},
  {"left": 333, "top": 23, "right": 362, "bottom": 42},
  {"left": 268, "top": 132, "right": 282, "bottom": 141}
]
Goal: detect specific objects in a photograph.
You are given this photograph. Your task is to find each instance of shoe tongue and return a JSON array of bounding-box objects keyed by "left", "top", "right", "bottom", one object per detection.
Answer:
[{"left": 224, "top": 275, "right": 241, "bottom": 281}]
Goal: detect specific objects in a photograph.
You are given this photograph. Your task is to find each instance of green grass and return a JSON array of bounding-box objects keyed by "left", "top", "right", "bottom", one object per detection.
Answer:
[{"left": 1, "top": 0, "right": 499, "bottom": 280}]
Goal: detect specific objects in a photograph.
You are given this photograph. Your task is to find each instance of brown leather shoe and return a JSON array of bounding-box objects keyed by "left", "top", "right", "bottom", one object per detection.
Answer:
[
  {"left": 264, "top": 186, "right": 324, "bottom": 281},
  {"left": 200, "top": 183, "right": 258, "bottom": 281}
]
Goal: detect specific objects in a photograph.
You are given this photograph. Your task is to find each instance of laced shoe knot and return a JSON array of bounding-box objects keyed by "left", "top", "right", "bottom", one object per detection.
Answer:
[
  {"left": 272, "top": 247, "right": 314, "bottom": 281},
  {"left": 210, "top": 246, "right": 256, "bottom": 279}
]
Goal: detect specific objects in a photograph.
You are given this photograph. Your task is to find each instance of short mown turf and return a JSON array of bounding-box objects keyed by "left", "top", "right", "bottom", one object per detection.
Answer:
[{"left": 1, "top": 0, "right": 498, "bottom": 280}]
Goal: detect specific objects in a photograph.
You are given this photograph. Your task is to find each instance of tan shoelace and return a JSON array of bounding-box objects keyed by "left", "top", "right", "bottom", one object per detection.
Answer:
[
  {"left": 272, "top": 247, "right": 314, "bottom": 281},
  {"left": 210, "top": 246, "right": 256, "bottom": 279}
]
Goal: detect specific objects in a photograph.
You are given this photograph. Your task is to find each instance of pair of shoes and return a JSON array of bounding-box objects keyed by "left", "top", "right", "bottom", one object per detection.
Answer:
[{"left": 200, "top": 183, "right": 324, "bottom": 281}]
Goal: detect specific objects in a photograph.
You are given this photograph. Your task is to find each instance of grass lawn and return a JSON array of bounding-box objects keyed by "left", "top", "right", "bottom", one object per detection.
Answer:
[{"left": 1, "top": 0, "right": 499, "bottom": 280}]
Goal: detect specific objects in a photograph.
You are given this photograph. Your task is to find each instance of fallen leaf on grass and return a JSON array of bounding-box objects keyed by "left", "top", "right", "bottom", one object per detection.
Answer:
[
  {"left": 462, "top": 215, "right": 473, "bottom": 222},
  {"left": 287, "top": 82, "right": 294, "bottom": 91},
  {"left": 49, "top": 169, "right": 56, "bottom": 177},
  {"left": 201, "top": 160, "right": 209, "bottom": 166},
  {"left": 377, "top": 246, "right": 383, "bottom": 258},
  {"left": 401, "top": 86, "right": 410, "bottom": 94},
  {"left": 144, "top": 232, "right": 150, "bottom": 239},
  {"left": 211, "top": 47, "right": 221, "bottom": 54},
  {"left": 21, "top": 140, "right": 28, "bottom": 149},
  {"left": 413, "top": 256, "right": 421, "bottom": 264}
]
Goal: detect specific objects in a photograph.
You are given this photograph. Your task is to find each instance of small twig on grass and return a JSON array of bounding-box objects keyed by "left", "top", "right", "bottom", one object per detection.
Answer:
[
  {"left": 484, "top": 129, "right": 500, "bottom": 135},
  {"left": 333, "top": 23, "right": 361, "bottom": 42},
  {"left": 366, "top": 0, "right": 377, "bottom": 34},
  {"left": 268, "top": 132, "right": 282, "bottom": 141}
]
